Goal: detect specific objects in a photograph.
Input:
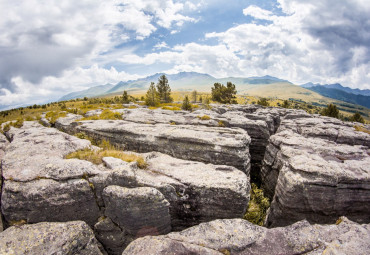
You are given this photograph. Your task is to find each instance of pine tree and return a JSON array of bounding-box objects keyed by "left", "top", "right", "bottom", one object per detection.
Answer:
[
  {"left": 145, "top": 82, "right": 160, "bottom": 106},
  {"left": 321, "top": 104, "right": 339, "bottom": 118},
  {"left": 122, "top": 90, "right": 129, "bottom": 104},
  {"left": 211, "top": 82, "right": 237, "bottom": 104},
  {"left": 191, "top": 90, "right": 197, "bottom": 103},
  {"left": 156, "top": 75, "right": 173, "bottom": 103},
  {"left": 181, "top": 95, "right": 192, "bottom": 111}
]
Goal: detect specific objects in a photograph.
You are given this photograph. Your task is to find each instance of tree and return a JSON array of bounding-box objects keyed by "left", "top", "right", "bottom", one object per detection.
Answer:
[
  {"left": 156, "top": 75, "right": 173, "bottom": 103},
  {"left": 181, "top": 95, "right": 192, "bottom": 111},
  {"left": 145, "top": 82, "right": 160, "bottom": 106},
  {"left": 199, "top": 96, "right": 203, "bottom": 103},
  {"left": 122, "top": 90, "right": 129, "bottom": 104},
  {"left": 321, "top": 104, "right": 339, "bottom": 118},
  {"left": 211, "top": 82, "right": 237, "bottom": 104},
  {"left": 191, "top": 90, "right": 197, "bottom": 103},
  {"left": 350, "top": 112, "right": 365, "bottom": 123}
]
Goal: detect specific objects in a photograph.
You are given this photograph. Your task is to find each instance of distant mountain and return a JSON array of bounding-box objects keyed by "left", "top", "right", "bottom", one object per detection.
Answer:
[
  {"left": 301, "top": 83, "right": 370, "bottom": 96},
  {"left": 59, "top": 72, "right": 290, "bottom": 100},
  {"left": 60, "top": 83, "right": 115, "bottom": 101},
  {"left": 303, "top": 85, "right": 370, "bottom": 108}
]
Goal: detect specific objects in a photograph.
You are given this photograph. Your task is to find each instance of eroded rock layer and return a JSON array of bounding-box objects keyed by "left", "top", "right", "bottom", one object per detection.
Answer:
[{"left": 123, "top": 217, "right": 370, "bottom": 255}]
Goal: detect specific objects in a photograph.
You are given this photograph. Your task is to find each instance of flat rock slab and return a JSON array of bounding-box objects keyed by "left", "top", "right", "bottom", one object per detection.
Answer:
[
  {"left": 1, "top": 121, "right": 101, "bottom": 226},
  {"left": 261, "top": 130, "right": 370, "bottom": 227},
  {"left": 0, "top": 221, "right": 106, "bottom": 255},
  {"left": 73, "top": 119, "right": 251, "bottom": 172},
  {"left": 103, "top": 186, "right": 171, "bottom": 237},
  {"left": 123, "top": 217, "right": 370, "bottom": 255},
  {"left": 278, "top": 115, "right": 370, "bottom": 147}
]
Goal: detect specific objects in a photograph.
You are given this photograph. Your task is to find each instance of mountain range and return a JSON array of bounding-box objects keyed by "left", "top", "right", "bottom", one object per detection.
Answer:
[
  {"left": 59, "top": 72, "right": 291, "bottom": 101},
  {"left": 301, "top": 83, "right": 370, "bottom": 108}
]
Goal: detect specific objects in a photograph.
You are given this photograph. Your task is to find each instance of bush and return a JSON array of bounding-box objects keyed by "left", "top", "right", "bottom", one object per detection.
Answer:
[
  {"left": 257, "top": 98, "right": 269, "bottom": 107},
  {"left": 350, "top": 112, "right": 365, "bottom": 124},
  {"left": 244, "top": 183, "right": 270, "bottom": 225},
  {"left": 321, "top": 104, "right": 339, "bottom": 118},
  {"left": 181, "top": 96, "right": 192, "bottom": 111},
  {"left": 45, "top": 111, "right": 67, "bottom": 124}
]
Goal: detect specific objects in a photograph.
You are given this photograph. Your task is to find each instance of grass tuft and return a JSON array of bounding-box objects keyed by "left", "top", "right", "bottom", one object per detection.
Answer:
[
  {"left": 354, "top": 125, "right": 370, "bottom": 135},
  {"left": 198, "top": 115, "right": 211, "bottom": 120},
  {"left": 45, "top": 111, "right": 67, "bottom": 124}
]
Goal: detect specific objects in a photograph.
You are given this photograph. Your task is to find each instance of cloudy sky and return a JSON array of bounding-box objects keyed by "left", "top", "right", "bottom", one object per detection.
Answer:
[{"left": 1, "top": 0, "right": 370, "bottom": 109}]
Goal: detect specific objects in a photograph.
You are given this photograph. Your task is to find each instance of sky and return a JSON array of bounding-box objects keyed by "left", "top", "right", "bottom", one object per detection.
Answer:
[{"left": 1, "top": 0, "right": 370, "bottom": 109}]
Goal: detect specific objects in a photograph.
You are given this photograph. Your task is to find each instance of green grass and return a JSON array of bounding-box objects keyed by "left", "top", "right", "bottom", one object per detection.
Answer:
[{"left": 244, "top": 183, "right": 270, "bottom": 226}]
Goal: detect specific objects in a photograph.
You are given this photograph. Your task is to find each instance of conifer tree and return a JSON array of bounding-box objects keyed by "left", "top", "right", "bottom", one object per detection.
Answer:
[
  {"left": 156, "top": 75, "right": 173, "bottom": 103},
  {"left": 145, "top": 82, "right": 160, "bottom": 106},
  {"left": 181, "top": 95, "right": 192, "bottom": 111},
  {"left": 122, "top": 90, "right": 129, "bottom": 104}
]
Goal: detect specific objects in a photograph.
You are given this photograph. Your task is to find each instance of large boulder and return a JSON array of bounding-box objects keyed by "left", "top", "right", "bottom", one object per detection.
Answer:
[
  {"left": 103, "top": 186, "right": 171, "bottom": 237},
  {"left": 70, "top": 119, "right": 251, "bottom": 172},
  {"left": 1, "top": 121, "right": 101, "bottom": 227},
  {"left": 123, "top": 217, "right": 370, "bottom": 255},
  {"left": 0, "top": 221, "right": 106, "bottom": 255},
  {"left": 261, "top": 130, "right": 370, "bottom": 227}
]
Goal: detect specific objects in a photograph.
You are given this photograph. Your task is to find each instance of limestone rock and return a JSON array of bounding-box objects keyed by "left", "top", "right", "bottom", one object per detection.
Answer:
[
  {"left": 103, "top": 186, "right": 171, "bottom": 237},
  {"left": 1, "top": 122, "right": 101, "bottom": 227},
  {"left": 0, "top": 221, "right": 106, "bottom": 255},
  {"left": 94, "top": 217, "right": 126, "bottom": 255},
  {"left": 54, "top": 113, "right": 82, "bottom": 133},
  {"left": 123, "top": 217, "right": 370, "bottom": 255},
  {"left": 99, "top": 152, "right": 250, "bottom": 230},
  {"left": 261, "top": 130, "right": 370, "bottom": 227},
  {"left": 73, "top": 119, "right": 251, "bottom": 172},
  {"left": 278, "top": 115, "right": 370, "bottom": 147}
]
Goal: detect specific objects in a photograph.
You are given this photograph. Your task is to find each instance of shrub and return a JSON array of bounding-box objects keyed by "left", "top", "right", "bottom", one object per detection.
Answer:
[
  {"left": 211, "top": 82, "right": 237, "bottom": 104},
  {"left": 321, "top": 104, "right": 339, "bottom": 118},
  {"left": 257, "top": 98, "right": 269, "bottom": 107},
  {"left": 181, "top": 96, "right": 192, "bottom": 111},
  {"left": 350, "top": 112, "right": 365, "bottom": 124},
  {"left": 244, "top": 183, "right": 270, "bottom": 226},
  {"left": 198, "top": 115, "right": 211, "bottom": 120},
  {"left": 45, "top": 111, "right": 67, "bottom": 124}
]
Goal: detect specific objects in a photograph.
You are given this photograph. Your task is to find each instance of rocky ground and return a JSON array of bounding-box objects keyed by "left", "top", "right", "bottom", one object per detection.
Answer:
[{"left": 0, "top": 103, "right": 369, "bottom": 254}]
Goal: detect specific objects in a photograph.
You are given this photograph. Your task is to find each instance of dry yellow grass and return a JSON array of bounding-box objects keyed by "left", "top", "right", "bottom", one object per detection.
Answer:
[
  {"left": 198, "top": 115, "right": 211, "bottom": 120},
  {"left": 78, "top": 109, "right": 122, "bottom": 121},
  {"left": 66, "top": 148, "right": 147, "bottom": 168},
  {"left": 354, "top": 125, "right": 370, "bottom": 135}
]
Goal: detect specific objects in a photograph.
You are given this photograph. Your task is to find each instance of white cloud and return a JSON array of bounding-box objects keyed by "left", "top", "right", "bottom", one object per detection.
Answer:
[
  {"left": 154, "top": 42, "right": 169, "bottom": 50},
  {"left": 0, "top": 65, "right": 141, "bottom": 106},
  {"left": 243, "top": 5, "right": 275, "bottom": 21}
]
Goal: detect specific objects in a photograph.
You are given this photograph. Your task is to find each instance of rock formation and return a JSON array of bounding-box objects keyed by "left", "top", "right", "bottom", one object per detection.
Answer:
[
  {"left": 123, "top": 217, "right": 370, "bottom": 255},
  {"left": 0, "top": 221, "right": 106, "bottom": 254}
]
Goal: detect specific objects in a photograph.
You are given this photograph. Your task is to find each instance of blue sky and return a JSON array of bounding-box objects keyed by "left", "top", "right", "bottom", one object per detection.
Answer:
[{"left": 0, "top": 0, "right": 370, "bottom": 109}]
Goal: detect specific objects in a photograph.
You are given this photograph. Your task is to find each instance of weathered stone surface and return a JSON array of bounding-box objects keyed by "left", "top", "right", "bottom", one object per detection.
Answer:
[
  {"left": 0, "top": 131, "right": 9, "bottom": 159},
  {"left": 123, "top": 217, "right": 370, "bottom": 255},
  {"left": 1, "top": 121, "right": 101, "bottom": 227},
  {"left": 54, "top": 113, "right": 82, "bottom": 133},
  {"left": 278, "top": 115, "right": 370, "bottom": 147},
  {"left": 72, "top": 119, "right": 251, "bottom": 172},
  {"left": 261, "top": 130, "right": 370, "bottom": 227},
  {"left": 98, "top": 152, "right": 250, "bottom": 230},
  {"left": 94, "top": 217, "right": 126, "bottom": 255},
  {"left": 103, "top": 186, "right": 171, "bottom": 237},
  {"left": 0, "top": 221, "right": 106, "bottom": 255}
]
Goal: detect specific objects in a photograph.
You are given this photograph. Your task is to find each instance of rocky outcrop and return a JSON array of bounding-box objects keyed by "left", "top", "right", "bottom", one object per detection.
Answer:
[
  {"left": 0, "top": 221, "right": 106, "bottom": 254},
  {"left": 1, "top": 121, "right": 101, "bottom": 227},
  {"left": 123, "top": 217, "right": 370, "bottom": 255},
  {"left": 71, "top": 119, "right": 251, "bottom": 172},
  {"left": 103, "top": 186, "right": 171, "bottom": 237},
  {"left": 278, "top": 115, "right": 370, "bottom": 147},
  {"left": 261, "top": 129, "right": 370, "bottom": 227},
  {"left": 0, "top": 122, "right": 250, "bottom": 253},
  {"left": 97, "top": 153, "right": 250, "bottom": 230}
]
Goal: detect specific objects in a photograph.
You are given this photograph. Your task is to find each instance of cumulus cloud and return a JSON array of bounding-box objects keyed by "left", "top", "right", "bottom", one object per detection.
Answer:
[
  {"left": 0, "top": 65, "right": 141, "bottom": 107},
  {"left": 117, "top": 0, "right": 370, "bottom": 89},
  {"left": 0, "top": 0, "right": 196, "bottom": 107}
]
